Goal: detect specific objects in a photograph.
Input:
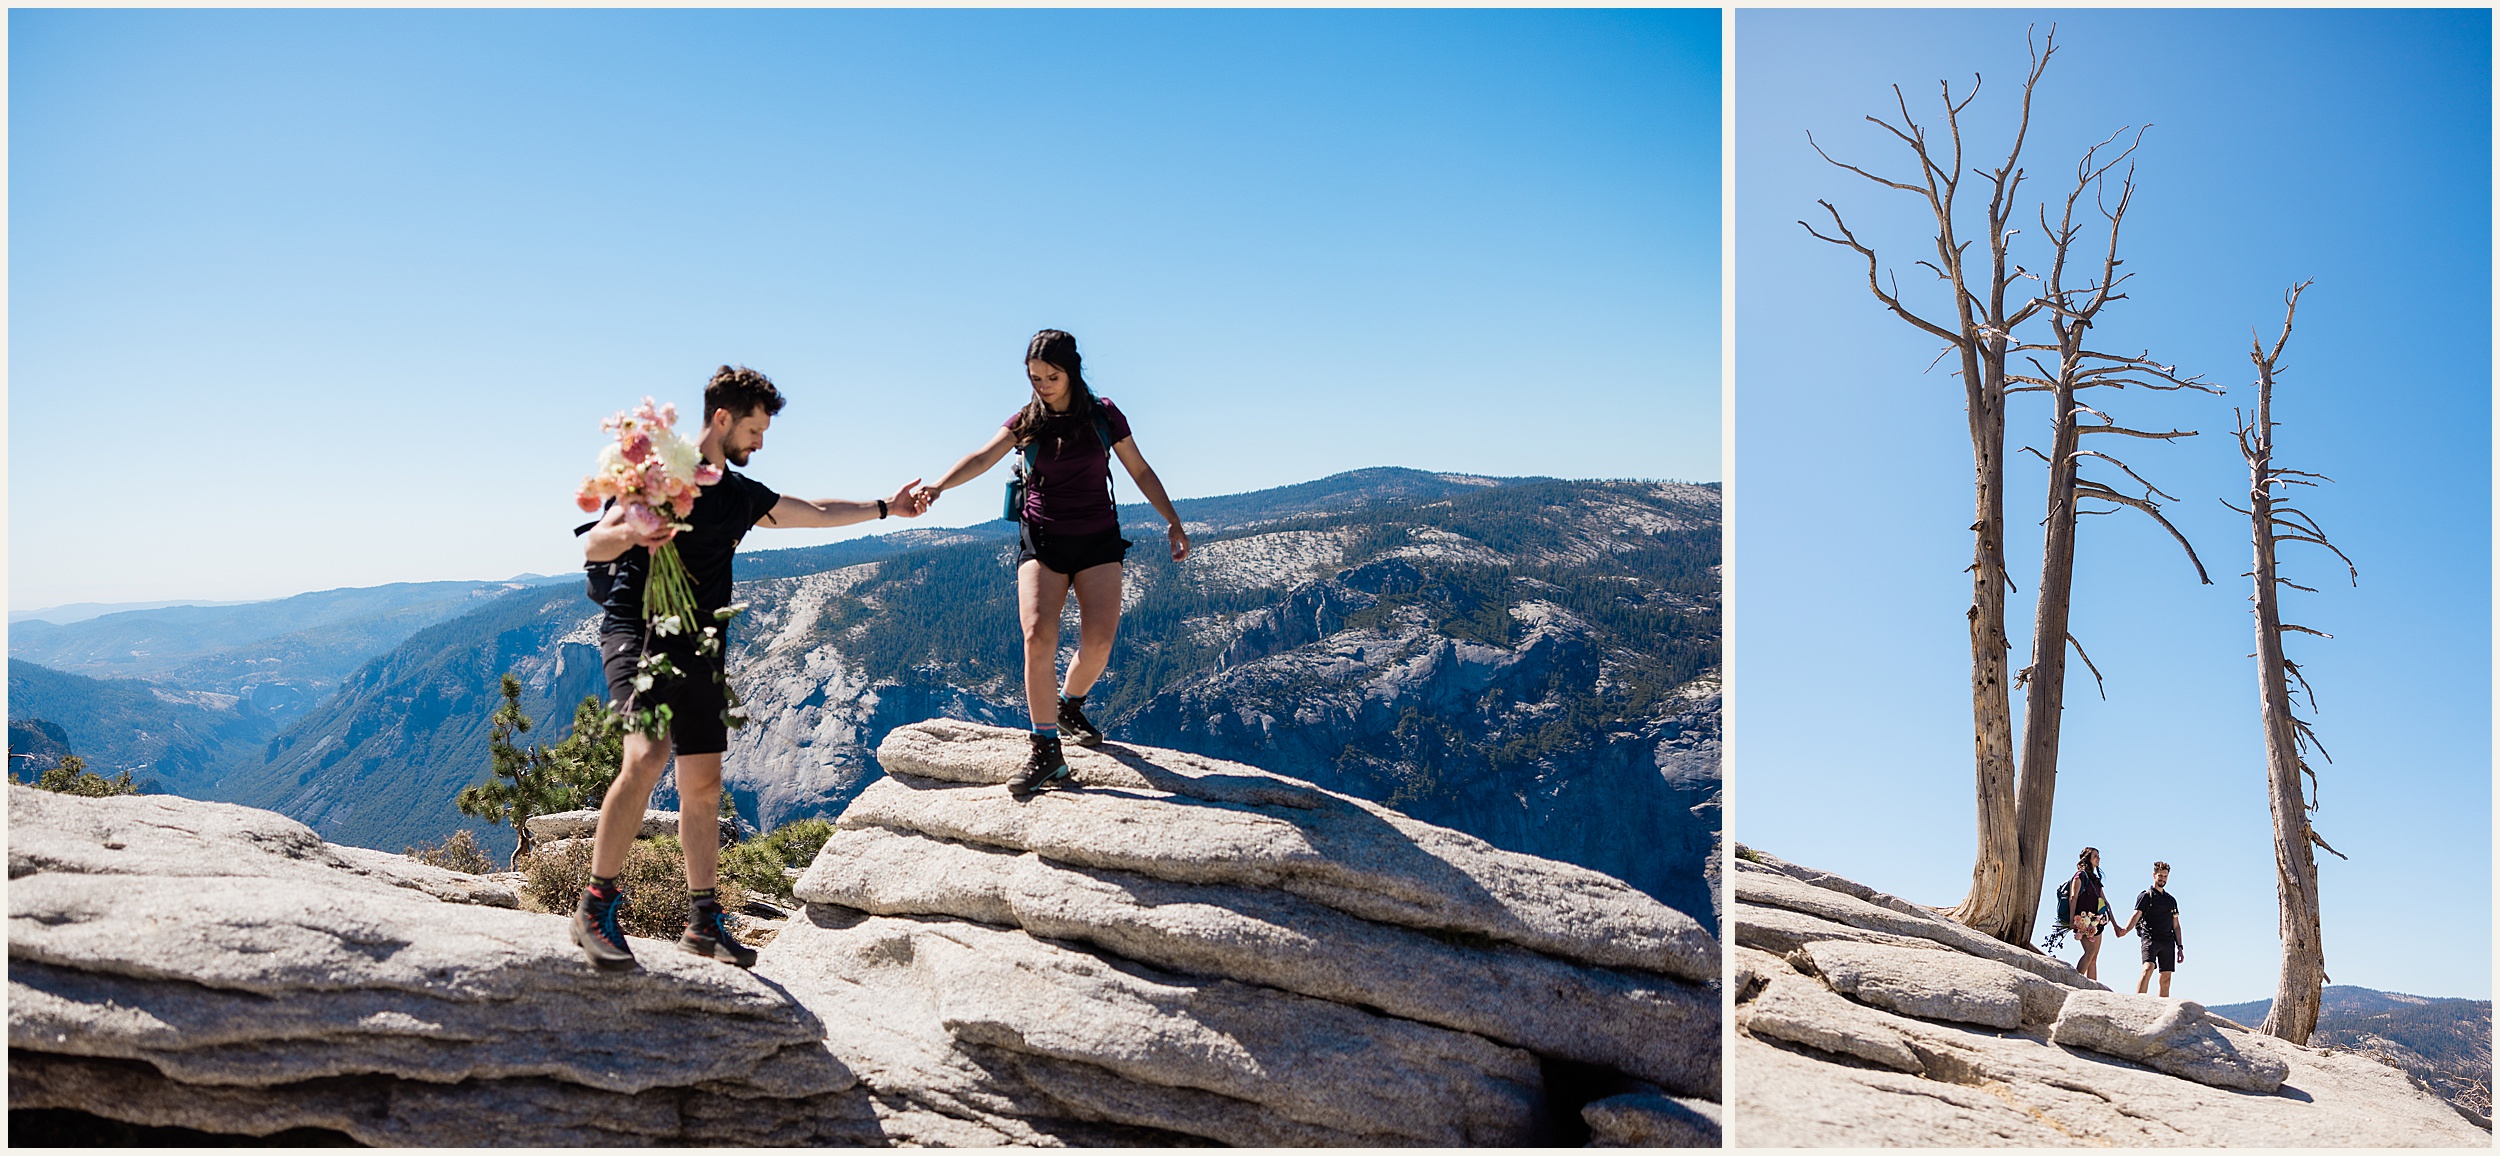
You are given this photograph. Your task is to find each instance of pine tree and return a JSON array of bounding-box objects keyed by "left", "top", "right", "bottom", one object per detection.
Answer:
[{"left": 455, "top": 674, "right": 624, "bottom": 867}]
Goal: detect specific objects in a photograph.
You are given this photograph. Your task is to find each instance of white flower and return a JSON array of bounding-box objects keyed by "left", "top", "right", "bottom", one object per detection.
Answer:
[
  {"left": 654, "top": 614, "right": 682, "bottom": 636},
  {"left": 632, "top": 674, "right": 654, "bottom": 692},
  {"left": 656, "top": 428, "right": 703, "bottom": 482}
]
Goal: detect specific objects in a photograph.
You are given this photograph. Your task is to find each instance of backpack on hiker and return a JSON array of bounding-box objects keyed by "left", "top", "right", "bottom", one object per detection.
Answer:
[
  {"left": 1003, "top": 408, "right": 1119, "bottom": 522},
  {"left": 2053, "top": 875, "right": 2076, "bottom": 932}
]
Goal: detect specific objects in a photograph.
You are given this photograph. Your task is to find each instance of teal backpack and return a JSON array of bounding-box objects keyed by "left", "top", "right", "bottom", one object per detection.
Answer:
[{"left": 1003, "top": 408, "right": 1118, "bottom": 523}]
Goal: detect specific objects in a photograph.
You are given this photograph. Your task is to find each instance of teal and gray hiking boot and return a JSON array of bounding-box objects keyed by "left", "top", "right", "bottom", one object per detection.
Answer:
[
  {"left": 1057, "top": 694, "right": 1104, "bottom": 747},
  {"left": 1009, "top": 731, "right": 1073, "bottom": 799},
  {"left": 678, "top": 899, "right": 758, "bottom": 969},
  {"left": 571, "top": 886, "right": 638, "bottom": 972}
]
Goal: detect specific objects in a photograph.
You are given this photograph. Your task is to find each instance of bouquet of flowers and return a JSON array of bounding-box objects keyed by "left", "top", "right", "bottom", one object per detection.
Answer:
[
  {"left": 576, "top": 399, "right": 747, "bottom": 737},
  {"left": 576, "top": 398, "right": 720, "bottom": 628}
]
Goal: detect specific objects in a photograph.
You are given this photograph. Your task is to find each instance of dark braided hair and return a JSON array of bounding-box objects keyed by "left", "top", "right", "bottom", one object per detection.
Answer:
[{"left": 1008, "top": 329, "right": 1101, "bottom": 452}]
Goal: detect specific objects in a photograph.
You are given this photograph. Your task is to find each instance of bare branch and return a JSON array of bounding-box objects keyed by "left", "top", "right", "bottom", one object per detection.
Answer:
[
  {"left": 2074, "top": 482, "right": 2213, "bottom": 584},
  {"left": 2068, "top": 633, "right": 2105, "bottom": 700}
]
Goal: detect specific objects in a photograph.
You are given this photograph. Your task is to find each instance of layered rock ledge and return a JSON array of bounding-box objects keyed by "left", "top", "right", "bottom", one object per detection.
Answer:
[
  {"left": 10, "top": 723, "right": 1719, "bottom": 1146},
  {"left": 1730, "top": 845, "right": 2488, "bottom": 1147}
]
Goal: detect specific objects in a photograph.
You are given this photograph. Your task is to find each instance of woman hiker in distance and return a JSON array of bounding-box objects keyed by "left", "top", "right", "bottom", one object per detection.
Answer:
[
  {"left": 2067, "top": 846, "right": 2115, "bottom": 981},
  {"left": 916, "top": 329, "right": 1190, "bottom": 797}
]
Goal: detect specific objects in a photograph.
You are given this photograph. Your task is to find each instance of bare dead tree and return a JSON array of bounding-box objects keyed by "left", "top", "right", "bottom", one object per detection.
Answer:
[
  {"left": 2228, "top": 282, "right": 2353, "bottom": 1045},
  {"left": 2002, "top": 134, "right": 2217, "bottom": 944},
  {"left": 1801, "top": 30, "right": 2054, "bottom": 943}
]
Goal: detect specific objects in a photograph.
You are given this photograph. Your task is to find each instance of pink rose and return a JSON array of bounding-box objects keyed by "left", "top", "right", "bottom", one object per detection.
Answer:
[
  {"left": 576, "top": 488, "right": 601, "bottom": 513},
  {"left": 621, "top": 432, "right": 652, "bottom": 464},
  {"left": 622, "top": 502, "right": 665, "bottom": 537},
  {"left": 694, "top": 463, "right": 724, "bottom": 485}
]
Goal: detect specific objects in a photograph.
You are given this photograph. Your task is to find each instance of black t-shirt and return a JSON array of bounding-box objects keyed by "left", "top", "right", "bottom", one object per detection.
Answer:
[
  {"left": 588, "top": 469, "right": 779, "bottom": 634},
  {"left": 2073, "top": 868, "right": 2106, "bottom": 917},
  {"left": 2134, "top": 887, "right": 2181, "bottom": 943}
]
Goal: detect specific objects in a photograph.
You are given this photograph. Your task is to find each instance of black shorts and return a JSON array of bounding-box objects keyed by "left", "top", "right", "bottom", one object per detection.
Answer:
[
  {"left": 1018, "top": 525, "right": 1131, "bottom": 577},
  {"left": 2142, "top": 937, "right": 2178, "bottom": 972},
  {"left": 600, "top": 629, "right": 729, "bottom": 757}
]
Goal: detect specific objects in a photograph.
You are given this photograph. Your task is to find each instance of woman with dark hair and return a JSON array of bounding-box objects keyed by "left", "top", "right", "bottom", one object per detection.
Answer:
[
  {"left": 2068, "top": 846, "right": 2114, "bottom": 980},
  {"left": 917, "top": 330, "right": 1190, "bottom": 796}
]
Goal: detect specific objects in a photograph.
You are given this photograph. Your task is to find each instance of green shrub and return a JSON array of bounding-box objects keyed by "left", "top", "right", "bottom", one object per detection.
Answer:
[
  {"left": 719, "top": 818, "right": 835, "bottom": 904},
  {"left": 31, "top": 756, "right": 138, "bottom": 798},
  {"left": 406, "top": 829, "right": 496, "bottom": 875},
  {"left": 523, "top": 835, "right": 749, "bottom": 940}
]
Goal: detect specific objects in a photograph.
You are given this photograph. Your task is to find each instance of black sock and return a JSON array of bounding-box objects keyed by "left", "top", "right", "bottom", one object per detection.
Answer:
[
  {"left": 1062, "top": 692, "right": 1085, "bottom": 706},
  {"left": 690, "top": 887, "right": 718, "bottom": 908},
  {"left": 587, "top": 874, "right": 619, "bottom": 899}
]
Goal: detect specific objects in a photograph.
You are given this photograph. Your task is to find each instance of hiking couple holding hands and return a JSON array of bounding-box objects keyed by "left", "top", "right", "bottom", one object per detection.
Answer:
[
  {"left": 569, "top": 329, "right": 1189, "bottom": 973},
  {"left": 2062, "top": 848, "right": 2188, "bottom": 997}
]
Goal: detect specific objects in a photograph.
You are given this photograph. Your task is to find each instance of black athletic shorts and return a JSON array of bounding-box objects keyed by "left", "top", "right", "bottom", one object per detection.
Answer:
[
  {"left": 1018, "top": 524, "right": 1131, "bottom": 577},
  {"left": 600, "top": 629, "right": 729, "bottom": 757},
  {"left": 2142, "top": 937, "right": 2178, "bottom": 972}
]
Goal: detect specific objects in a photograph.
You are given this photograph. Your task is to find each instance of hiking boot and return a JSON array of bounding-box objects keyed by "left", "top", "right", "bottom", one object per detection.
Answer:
[
  {"left": 1009, "top": 731, "right": 1073, "bottom": 799},
  {"left": 678, "top": 899, "right": 759, "bottom": 969},
  {"left": 1057, "top": 695, "right": 1104, "bottom": 747},
  {"left": 571, "top": 887, "right": 638, "bottom": 972}
]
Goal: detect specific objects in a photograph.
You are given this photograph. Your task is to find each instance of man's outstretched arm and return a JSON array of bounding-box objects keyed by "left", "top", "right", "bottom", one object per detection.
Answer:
[{"left": 760, "top": 478, "right": 927, "bottom": 529}]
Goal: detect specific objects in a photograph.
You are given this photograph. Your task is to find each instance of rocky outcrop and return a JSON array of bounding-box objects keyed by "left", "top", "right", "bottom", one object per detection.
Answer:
[
  {"left": 1731, "top": 846, "right": 2488, "bottom": 1146},
  {"left": 524, "top": 806, "right": 741, "bottom": 859},
  {"left": 10, "top": 726, "right": 1718, "bottom": 1146},
  {"left": 2051, "top": 990, "right": 2291, "bottom": 1094},
  {"left": 770, "top": 722, "right": 1720, "bottom": 1143},
  {"left": 9, "top": 786, "right": 862, "bottom": 1145}
]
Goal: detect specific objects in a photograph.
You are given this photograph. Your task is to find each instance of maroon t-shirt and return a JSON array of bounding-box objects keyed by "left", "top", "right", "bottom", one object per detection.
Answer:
[{"left": 1007, "top": 397, "right": 1132, "bottom": 535}]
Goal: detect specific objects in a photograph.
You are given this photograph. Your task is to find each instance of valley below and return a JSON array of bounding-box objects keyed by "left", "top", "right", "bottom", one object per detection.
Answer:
[{"left": 9, "top": 468, "right": 1721, "bottom": 920}]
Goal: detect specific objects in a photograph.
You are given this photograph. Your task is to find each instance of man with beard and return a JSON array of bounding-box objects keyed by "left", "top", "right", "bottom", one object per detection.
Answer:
[
  {"left": 572, "top": 365, "right": 925, "bottom": 971},
  {"left": 2116, "top": 860, "right": 2186, "bottom": 997}
]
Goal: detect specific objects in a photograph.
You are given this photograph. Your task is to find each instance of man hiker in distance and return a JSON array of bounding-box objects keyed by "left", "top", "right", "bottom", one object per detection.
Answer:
[
  {"left": 2115, "top": 859, "right": 2185, "bottom": 997},
  {"left": 572, "top": 365, "right": 927, "bottom": 972}
]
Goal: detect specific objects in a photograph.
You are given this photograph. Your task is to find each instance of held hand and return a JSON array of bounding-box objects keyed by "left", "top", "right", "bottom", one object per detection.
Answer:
[
  {"left": 887, "top": 478, "right": 928, "bottom": 519},
  {"left": 913, "top": 483, "right": 944, "bottom": 509},
  {"left": 1167, "top": 523, "right": 1191, "bottom": 562}
]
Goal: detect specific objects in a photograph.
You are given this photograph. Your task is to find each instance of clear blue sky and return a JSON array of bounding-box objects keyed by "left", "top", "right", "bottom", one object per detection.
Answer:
[
  {"left": 1735, "top": 10, "right": 2490, "bottom": 1003},
  {"left": 9, "top": 8, "right": 1719, "bottom": 610}
]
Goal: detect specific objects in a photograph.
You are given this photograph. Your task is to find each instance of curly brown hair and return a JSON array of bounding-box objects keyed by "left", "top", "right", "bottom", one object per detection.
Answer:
[{"left": 705, "top": 365, "right": 787, "bottom": 423}]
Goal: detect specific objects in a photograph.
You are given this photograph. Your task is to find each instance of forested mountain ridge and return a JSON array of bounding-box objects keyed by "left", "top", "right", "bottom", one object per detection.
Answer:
[{"left": 9, "top": 470, "right": 1721, "bottom": 919}]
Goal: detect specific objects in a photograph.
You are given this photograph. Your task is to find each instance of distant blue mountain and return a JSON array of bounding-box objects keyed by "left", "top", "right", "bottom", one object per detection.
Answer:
[
  {"left": 7, "top": 580, "right": 544, "bottom": 724},
  {"left": 2209, "top": 986, "right": 2491, "bottom": 1121}
]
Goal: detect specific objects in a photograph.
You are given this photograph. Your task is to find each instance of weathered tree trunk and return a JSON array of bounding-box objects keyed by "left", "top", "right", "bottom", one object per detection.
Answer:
[
  {"left": 2237, "top": 283, "right": 2349, "bottom": 1046},
  {"left": 2012, "top": 372, "right": 2082, "bottom": 940},
  {"left": 1802, "top": 33, "right": 2055, "bottom": 944},
  {"left": 2004, "top": 141, "right": 2212, "bottom": 945},
  {"left": 2250, "top": 436, "right": 2323, "bottom": 1044},
  {"left": 1957, "top": 335, "right": 2026, "bottom": 941}
]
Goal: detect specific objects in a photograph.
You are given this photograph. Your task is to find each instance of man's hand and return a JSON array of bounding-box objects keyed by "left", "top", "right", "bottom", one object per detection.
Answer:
[
  {"left": 913, "top": 482, "right": 944, "bottom": 508},
  {"left": 584, "top": 501, "right": 677, "bottom": 562},
  {"left": 888, "top": 478, "right": 929, "bottom": 519},
  {"left": 2176, "top": 946, "right": 2185, "bottom": 964},
  {"left": 1167, "top": 523, "right": 1191, "bottom": 562}
]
